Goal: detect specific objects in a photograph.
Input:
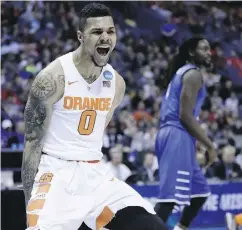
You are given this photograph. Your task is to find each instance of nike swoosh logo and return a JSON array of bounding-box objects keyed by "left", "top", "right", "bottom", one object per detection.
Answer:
[{"left": 68, "top": 81, "right": 78, "bottom": 85}]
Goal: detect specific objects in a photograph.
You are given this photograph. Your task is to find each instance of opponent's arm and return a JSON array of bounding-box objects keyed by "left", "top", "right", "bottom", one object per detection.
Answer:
[
  {"left": 105, "top": 71, "right": 126, "bottom": 127},
  {"left": 21, "top": 62, "right": 64, "bottom": 205},
  {"left": 179, "top": 69, "right": 213, "bottom": 150}
]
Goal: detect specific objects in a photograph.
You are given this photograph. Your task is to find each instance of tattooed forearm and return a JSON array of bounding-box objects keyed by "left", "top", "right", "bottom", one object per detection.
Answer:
[
  {"left": 21, "top": 70, "right": 60, "bottom": 205},
  {"left": 24, "top": 102, "right": 47, "bottom": 142},
  {"left": 22, "top": 141, "right": 43, "bottom": 204}
]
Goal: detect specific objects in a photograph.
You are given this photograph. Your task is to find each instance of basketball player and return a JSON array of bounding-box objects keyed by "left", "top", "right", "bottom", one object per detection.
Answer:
[
  {"left": 21, "top": 3, "right": 167, "bottom": 230},
  {"left": 154, "top": 37, "right": 216, "bottom": 230}
]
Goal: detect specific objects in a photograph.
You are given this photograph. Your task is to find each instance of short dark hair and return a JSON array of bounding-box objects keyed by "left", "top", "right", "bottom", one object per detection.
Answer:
[
  {"left": 79, "top": 3, "right": 112, "bottom": 31},
  {"left": 163, "top": 37, "right": 205, "bottom": 89}
]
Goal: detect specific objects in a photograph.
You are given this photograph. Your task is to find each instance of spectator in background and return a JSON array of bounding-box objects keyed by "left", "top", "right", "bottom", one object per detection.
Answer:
[
  {"left": 143, "top": 127, "right": 158, "bottom": 152},
  {"left": 210, "top": 90, "right": 223, "bottom": 109},
  {"left": 225, "top": 92, "right": 239, "bottom": 116},
  {"left": 1, "top": 119, "right": 19, "bottom": 148},
  {"left": 137, "top": 152, "right": 159, "bottom": 183},
  {"left": 102, "top": 121, "right": 123, "bottom": 156},
  {"left": 214, "top": 145, "right": 242, "bottom": 180},
  {"left": 133, "top": 101, "right": 153, "bottom": 123},
  {"left": 219, "top": 80, "right": 232, "bottom": 100},
  {"left": 106, "top": 146, "right": 132, "bottom": 181},
  {"left": 232, "top": 117, "right": 242, "bottom": 135}
]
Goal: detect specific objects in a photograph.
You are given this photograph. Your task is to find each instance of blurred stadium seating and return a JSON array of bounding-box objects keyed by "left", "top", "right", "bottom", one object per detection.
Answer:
[{"left": 1, "top": 1, "right": 242, "bottom": 230}]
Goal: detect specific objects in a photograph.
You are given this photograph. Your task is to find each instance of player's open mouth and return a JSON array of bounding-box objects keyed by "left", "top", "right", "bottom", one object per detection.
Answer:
[{"left": 96, "top": 47, "right": 110, "bottom": 56}]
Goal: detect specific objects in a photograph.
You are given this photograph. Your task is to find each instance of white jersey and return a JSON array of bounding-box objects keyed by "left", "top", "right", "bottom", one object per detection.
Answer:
[{"left": 42, "top": 52, "right": 116, "bottom": 161}]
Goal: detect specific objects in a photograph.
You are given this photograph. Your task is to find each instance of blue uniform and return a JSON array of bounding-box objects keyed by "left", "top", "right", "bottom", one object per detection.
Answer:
[{"left": 155, "top": 64, "right": 210, "bottom": 206}]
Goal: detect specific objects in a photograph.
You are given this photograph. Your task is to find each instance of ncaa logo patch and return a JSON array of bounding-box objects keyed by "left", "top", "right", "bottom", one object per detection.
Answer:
[{"left": 103, "top": 71, "right": 113, "bottom": 80}]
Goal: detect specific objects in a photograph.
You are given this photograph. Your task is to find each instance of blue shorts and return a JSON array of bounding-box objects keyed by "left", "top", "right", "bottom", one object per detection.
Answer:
[{"left": 155, "top": 125, "right": 210, "bottom": 206}]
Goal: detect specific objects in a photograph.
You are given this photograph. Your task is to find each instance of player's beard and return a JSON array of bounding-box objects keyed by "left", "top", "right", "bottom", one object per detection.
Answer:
[{"left": 203, "top": 60, "right": 212, "bottom": 69}]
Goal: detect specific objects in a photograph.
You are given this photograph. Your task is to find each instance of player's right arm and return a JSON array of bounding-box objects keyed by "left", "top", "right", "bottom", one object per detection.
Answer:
[
  {"left": 179, "top": 69, "right": 216, "bottom": 164},
  {"left": 21, "top": 60, "right": 64, "bottom": 206}
]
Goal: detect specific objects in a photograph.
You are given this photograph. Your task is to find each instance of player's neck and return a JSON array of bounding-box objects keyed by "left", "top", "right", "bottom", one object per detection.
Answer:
[
  {"left": 73, "top": 46, "right": 102, "bottom": 83},
  {"left": 186, "top": 60, "right": 196, "bottom": 66},
  {"left": 186, "top": 60, "right": 201, "bottom": 68}
]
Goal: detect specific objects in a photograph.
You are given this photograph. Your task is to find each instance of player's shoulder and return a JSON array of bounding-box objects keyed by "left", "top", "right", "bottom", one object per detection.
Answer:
[
  {"left": 181, "top": 68, "right": 203, "bottom": 91},
  {"left": 36, "top": 56, "right": 65, "bottom": 87},
  {"left": 44, "top": 56, "right": 64, "bottom": 77},
  {"left": 183, "top": 68, "right": 202, "bottom": 84}
]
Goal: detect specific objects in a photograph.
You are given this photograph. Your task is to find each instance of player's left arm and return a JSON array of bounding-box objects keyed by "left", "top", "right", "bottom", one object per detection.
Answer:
[{"left": 105, "top": 71, "right": 126, "bottom": 128}]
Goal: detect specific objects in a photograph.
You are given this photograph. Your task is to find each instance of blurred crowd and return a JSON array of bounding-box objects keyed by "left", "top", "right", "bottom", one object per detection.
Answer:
[{"left": 1, "top": 1, "right": 242, "bottom": 185}]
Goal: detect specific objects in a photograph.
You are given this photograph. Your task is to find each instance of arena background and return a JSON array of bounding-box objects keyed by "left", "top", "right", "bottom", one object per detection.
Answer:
[{"left": 1, "top": 1, "right": 242, "bottom": 230}]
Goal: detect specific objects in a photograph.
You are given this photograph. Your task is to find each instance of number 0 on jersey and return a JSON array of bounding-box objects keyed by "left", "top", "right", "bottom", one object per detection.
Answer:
[{"left": 78, "top": 110, "right": 97, "bottom": 135}]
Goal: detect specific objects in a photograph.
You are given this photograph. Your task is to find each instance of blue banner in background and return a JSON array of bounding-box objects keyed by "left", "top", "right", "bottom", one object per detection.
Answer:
[{"left": 133, "top": 182, "right": 242, "bottom": 227}]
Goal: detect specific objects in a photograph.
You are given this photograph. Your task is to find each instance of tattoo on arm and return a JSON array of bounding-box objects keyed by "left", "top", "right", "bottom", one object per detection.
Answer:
[
  {"left": 21, "top": 71, "right": 60, "bottom": 205},
  {"left": 31, "top": 72, "right": 56, "bottom": 99},
  {"left": 57, "top": 75, "right": 65, "bottom": 88}
]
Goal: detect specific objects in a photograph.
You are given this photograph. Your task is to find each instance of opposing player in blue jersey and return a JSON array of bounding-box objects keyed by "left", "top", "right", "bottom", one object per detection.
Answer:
[{"left": 154, "top": 37, "right": 216, "bottom": 230}]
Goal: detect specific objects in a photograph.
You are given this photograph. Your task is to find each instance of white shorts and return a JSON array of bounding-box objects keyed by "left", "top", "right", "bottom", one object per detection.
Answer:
[{"left": 26, "top": 154, "right": 155, "bottom": 230}]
